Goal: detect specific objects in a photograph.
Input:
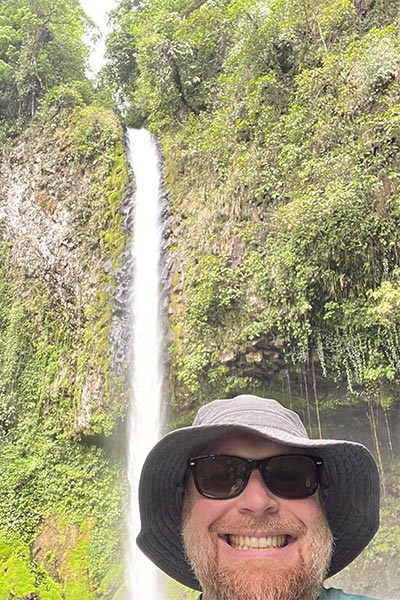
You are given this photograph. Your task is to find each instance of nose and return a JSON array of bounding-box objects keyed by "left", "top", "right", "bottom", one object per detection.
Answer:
[{"left": 236, "top": 469, "right": 279, "bottom": 516}]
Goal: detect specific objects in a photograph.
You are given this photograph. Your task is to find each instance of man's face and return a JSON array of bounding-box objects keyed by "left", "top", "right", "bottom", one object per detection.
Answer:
[{"left": 182, "top": 432, "right": 333, "bottom": 600}]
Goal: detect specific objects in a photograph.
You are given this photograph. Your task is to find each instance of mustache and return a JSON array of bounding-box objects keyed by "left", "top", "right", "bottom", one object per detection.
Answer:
[{"left": 210, "top": 514, "right": 307, "bottom": 537}]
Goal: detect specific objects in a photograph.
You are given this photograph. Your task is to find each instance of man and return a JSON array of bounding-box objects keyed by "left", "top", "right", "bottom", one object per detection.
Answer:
[{"left": 137, "top": 394, "right": 380, "bottom": 600}]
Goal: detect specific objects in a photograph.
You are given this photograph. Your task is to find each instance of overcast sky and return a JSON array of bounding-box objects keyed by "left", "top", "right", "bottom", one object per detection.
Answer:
[{"left": 80, "top": 0, "right": 117, "bottom": 74}]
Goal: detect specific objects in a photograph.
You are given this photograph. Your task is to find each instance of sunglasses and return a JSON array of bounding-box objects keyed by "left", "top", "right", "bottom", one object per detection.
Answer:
[{"left": 187, "top": 454, "right": 323, "bottom": 500}]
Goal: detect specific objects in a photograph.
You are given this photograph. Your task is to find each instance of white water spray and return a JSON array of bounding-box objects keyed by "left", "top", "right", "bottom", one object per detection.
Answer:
[{"left": 127, "top": 128, "right": 165, "bottom": 599}]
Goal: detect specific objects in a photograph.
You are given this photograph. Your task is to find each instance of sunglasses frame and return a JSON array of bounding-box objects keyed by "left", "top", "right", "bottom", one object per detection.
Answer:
[{"left": 187, "top": 453, "right": 323, "bottom": 500}]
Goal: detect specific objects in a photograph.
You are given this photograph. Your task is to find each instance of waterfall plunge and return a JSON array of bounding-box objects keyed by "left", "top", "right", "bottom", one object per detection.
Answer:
[{"left": 127, "top": 128, "right": 165, "bottom": 599}]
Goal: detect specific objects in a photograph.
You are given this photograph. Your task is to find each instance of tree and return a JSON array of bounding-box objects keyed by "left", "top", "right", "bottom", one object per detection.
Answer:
[{"left": 0, "top": 0, "right": 91, "bottom": 132}]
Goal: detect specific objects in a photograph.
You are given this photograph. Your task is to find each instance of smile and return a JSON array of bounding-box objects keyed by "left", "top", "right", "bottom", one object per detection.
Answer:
[{"left": 227, "top": 534, "right": 288, "bottom": 550}]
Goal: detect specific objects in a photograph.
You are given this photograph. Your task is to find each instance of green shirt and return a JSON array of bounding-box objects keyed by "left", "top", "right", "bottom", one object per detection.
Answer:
[{"left": 321, "top": 588, "right": 380, "bottom": 600}]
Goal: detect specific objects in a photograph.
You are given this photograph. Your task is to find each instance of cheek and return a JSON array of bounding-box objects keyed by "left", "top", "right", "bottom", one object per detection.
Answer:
[
  {"left": 298, "top": 498, "right": 325, "bottom": 530},
  {"left": 282, "top": 496, "right": 323, "bottom": 526},
  {"left": 186, "top": 491, "right": 229, "bottom": 531}
]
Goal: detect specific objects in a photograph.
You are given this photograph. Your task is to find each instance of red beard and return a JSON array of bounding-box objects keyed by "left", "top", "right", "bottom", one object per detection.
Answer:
[{"left": 182, "top": 512, "right": 333, "bottom": 600}]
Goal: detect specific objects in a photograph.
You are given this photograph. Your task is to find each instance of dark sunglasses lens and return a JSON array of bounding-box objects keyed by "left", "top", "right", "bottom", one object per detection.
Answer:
[
  {"left": 262, "top": 455, "right": 318, "bottom": 498},
  {"left": 194, "top": 456, "right": 248, "bottom": 499}
]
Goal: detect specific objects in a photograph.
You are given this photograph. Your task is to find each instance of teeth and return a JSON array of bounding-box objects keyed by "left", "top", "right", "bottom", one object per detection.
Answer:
[{"left": 229, "top": 534, "right": 286, "bottom": 550}]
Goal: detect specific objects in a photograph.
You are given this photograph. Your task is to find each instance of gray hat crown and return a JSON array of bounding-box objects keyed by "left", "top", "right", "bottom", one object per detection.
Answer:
[{"left": 194, "top": 396, "right": 309, "bottom": 440}]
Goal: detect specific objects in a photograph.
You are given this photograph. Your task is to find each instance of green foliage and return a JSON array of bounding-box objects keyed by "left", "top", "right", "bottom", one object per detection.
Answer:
[
  {"left": 367, "top": 274, "right": 400, "bottom": 326},
  {"left": 37, "top": 81, "right": 95, "bottom": 127},
  {"left": 101, "top": 0, "right": 142, "bottom": 123},
  {"left": 1, "top": 0, "right": 399, "bottom": 595},
  {"left": 0, "top": 106, "right": 128, "bottom": 436},
  {"left": 63, "top": 104, "right": 123, "bottom": 164},
  {"left": 169, "top": 252, "right": 256, "bottom": 403},
  {"left": 0, "top": 538, "right": 62, "bottom": 599},
  {"left": 0, "top": 100, "right": 129, "bottom": 595},
  {"left": 125, "top": 0, "right": 400, "bottom": 409},
  {"left": 104, "top": 0, "right": 400, "bottom": 399},
  {"left": 167, "top": 576, "right": 198, "bottom": 600},
  {"left": 0, "top": 514, "right": 127, "bottom": 599},
  {"left": 61, "top": 522, "right": 95, "bottom": 600},
  {"left": 0, "top": 0, "right": 92, "bottom": 136},
  {"left": 186, "top": 254, "right": 241, "bottom": 330}
]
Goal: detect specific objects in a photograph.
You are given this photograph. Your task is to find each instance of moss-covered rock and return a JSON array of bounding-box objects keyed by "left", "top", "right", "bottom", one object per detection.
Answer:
[{"left": 0, "top": 102, "right": 130, "bottom": 596}]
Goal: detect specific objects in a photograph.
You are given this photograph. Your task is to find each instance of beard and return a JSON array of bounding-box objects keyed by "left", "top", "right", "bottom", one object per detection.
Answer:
[{"left": 182, "top": 507, "right": 333, "bottom": 600}]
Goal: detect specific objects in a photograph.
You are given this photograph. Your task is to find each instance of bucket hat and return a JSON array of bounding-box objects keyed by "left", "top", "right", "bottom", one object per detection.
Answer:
[{"left": 137, "top": 394, "right": 380, "bottom": 591}]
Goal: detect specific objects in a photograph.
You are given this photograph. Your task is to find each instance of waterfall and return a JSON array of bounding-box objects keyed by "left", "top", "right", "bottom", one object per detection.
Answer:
[{"left": 126, "top": 128, "right": 165, "bottom": 599}]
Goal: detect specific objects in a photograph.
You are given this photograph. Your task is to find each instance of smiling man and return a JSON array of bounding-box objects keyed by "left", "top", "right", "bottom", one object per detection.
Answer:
[{"left": 137, "top": 395, "right": 380, "bottom": 600}]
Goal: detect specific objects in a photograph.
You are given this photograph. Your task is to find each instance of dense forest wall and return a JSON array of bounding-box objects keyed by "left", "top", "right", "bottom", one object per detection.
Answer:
[
  {"left": 0, "top": 0, "right": 399, "bottom": 598},
  {"left": 106, "top": 0, "right": 400, "bottom": 416},
  {"left": 0, "top": 1, "right": 131, "bottom": 596},
  {"left": 0, "top": 101, "right": 130, "bottom": 598},
  {"left": 104, "top": 0, "right": 400, "bottom": 598}
]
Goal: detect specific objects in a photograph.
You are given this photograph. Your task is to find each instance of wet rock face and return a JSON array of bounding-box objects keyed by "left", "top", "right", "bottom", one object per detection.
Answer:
[
  {"left": 0, "top": 134, "right": 98, "bottom": 310},
  {"left": 0, "top": 120, "right": 127, "bottom": 437}
]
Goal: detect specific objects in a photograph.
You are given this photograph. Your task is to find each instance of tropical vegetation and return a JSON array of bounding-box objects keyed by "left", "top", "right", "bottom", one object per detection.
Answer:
[{"left": 0, "top": 0, "right": 398, "bottom": 597}]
